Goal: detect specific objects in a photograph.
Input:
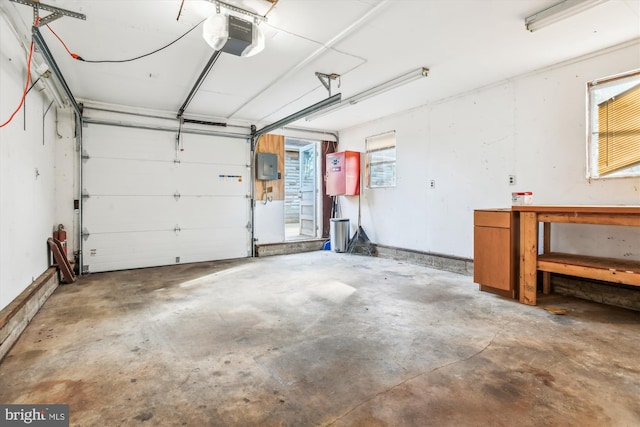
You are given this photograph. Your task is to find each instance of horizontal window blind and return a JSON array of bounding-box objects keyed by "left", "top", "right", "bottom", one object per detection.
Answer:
[
  {"left": 366, "top": 131, "right": 396, "bottom": 152},
  {"left": 598, "top": 84, "right": 640, "bottom": 175}
]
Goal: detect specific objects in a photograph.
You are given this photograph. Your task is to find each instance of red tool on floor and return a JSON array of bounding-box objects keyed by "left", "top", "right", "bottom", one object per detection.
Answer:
[{"left": 47, "top": 237, "right": 76, "bottom": 284}]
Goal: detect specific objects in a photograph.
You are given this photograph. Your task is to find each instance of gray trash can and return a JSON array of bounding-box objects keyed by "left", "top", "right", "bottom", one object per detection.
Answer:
[{"left": 330, "top": 218, "right": 350, "bottom": 253}]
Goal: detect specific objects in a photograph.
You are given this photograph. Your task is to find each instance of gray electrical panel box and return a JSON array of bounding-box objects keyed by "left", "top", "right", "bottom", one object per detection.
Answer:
[{"left": 256, "top": 153, "right": 278, "bottom": 180}]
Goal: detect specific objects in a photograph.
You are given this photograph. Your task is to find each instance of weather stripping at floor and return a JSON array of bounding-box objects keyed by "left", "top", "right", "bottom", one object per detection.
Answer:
[{"left": 0, "top": 252, "right": 639, "bottom": 426}]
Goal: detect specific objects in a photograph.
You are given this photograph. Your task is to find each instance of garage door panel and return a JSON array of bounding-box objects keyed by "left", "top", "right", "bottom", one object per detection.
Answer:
[
  {"left": 176, "top": 164, "right": 248, "bottom": 196},
  {"left": 84, "top": 125, "right": 175, "bottom": 162},
  {"left": 177, "top": 228, "right": 249, "bottom": 263},
  {"left": 177, "top": 196, "right": 248, "bottom": 229},
  {"left": 83, "top": 231, "right": 179, "bottom": 273},
  {"left": 82, "top": 122, "right": 250, "bottom": 273},
  {"left": 179, "top": 135, "right": 248, "bottom": 165},
  {"left": 84, "top": 158, "right": 177, "bottom": 196},
  {"left": 83, "top": 196, "right": 178, "bottom": 233}
]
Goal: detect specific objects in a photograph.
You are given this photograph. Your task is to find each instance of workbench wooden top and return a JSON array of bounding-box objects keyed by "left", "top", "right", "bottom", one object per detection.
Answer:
[{"left": 511, "top": 205, "right": 640, "bottom": 214}]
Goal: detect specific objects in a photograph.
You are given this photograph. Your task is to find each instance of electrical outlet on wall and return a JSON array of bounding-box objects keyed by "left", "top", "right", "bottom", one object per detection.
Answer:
[
  {"left": 508, "top": 175, "right": 516, "bottom": 185},
  {"left": 429, "top": 180, "right": 436, "bottom": 189}
]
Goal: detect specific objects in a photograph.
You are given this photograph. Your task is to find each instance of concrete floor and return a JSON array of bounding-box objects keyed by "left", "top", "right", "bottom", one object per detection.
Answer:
[
  {"left": 1, "top": 252, "right": 639, "bottom": 426},
  {"left": 285, "top": 222, "right": 313, "bottom": 242}
]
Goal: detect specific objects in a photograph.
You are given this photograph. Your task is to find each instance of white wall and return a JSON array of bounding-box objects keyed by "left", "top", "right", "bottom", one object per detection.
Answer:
[
  {"left": 54, "top": 108, "right": 78, "bottom": 261},
  {"left": 338, "top": 41, "right": 640, "bottom": 261},
  {"left": 254, "top": 202, "right": 285, "bottom": 244},
  {"left": 0, "top": 14, "right": 59, "bottom": 311}
]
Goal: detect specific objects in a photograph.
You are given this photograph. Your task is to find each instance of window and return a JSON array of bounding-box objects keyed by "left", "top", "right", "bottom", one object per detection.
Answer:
[
  {"left": 587, "top": 70, "right": 640, "bottom": 179},
  {"left": 366, "top": 131, "right": 396, "bottom": 188}
]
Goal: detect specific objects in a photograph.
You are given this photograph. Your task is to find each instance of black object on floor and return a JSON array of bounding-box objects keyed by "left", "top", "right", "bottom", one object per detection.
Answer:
[{"left": 348, "top": 226, "right": 376, "bottom": 256}]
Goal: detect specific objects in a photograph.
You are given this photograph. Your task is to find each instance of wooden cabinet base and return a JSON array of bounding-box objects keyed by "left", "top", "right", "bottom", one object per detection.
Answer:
[
  {"left": 474, "top": 209, "right": 519, "bottom": 299},
  {"left": 479, "top": 285, "right": 516, "bottom": 299}
]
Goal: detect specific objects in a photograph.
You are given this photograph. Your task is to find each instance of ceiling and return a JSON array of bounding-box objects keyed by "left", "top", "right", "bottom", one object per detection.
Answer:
[{"left": 6, "top": 0, "right": 640, "bottom": 132}]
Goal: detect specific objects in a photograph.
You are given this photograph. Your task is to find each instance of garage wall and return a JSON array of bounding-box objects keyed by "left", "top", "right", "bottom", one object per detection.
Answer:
[
  {"left": 0, "top": 16, "right": 58, "bottom": 311},
  {"left": 254, "top": 134, "right": 285, "bottom": 244},
  {"left": 338, "top": 41, "right": 640, "bottom": 261}
]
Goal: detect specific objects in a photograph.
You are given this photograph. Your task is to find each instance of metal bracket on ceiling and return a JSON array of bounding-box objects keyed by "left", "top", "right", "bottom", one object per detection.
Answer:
[
  {"left": 207, "top": 0, "right": 267, "bottom": 23},
  {"left": 8, "top": 0, "right": 86, "bottom": 26},
  {"left": 316, "top": 72, "right": 341, "bottom": 97}
]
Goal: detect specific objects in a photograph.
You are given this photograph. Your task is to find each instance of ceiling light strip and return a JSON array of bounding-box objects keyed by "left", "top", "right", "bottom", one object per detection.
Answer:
[
  {"left": 305, "top": 67, "right": 429, "bottom": 122},
  {"left": 525, "top": 0, "right": 608, "bottom": 32}
]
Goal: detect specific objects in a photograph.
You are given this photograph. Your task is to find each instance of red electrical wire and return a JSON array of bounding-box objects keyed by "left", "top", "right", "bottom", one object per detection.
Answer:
[
  {"left": 0, "top": 40, "right": 35, "bottom": 128},
  {"left": 46, "top": 24, "right": 82, "bottom": 60}
]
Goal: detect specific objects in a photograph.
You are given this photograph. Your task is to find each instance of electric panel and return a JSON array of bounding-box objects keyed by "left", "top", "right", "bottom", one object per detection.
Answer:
[
  {"left": 257, "top": 152, "right": 278, "bottom": 180},
  {"left": 326, "top": 151, "right": 360, "bottom": 196}
]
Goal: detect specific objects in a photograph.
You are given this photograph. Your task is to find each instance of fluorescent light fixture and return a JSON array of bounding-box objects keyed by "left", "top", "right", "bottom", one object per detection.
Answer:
[
  {"left": 525, "top": 0, "right": 608, "bottom": 32},
  {"left": 305, "top": 67, "right": 429, "bottom": 122}
]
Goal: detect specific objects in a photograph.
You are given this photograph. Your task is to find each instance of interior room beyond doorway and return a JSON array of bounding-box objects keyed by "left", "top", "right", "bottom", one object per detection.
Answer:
[{"left": 284, "top": 138, "right": 320, "bottom": 242}]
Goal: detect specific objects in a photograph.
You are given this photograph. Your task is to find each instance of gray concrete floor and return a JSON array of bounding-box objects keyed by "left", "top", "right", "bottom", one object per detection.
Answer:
[
  {"left": 1, "top": 252, "right": 639, "bottom": 426},
  {"left": 285, "top": 222, "right": 312, "bottom": 242}
]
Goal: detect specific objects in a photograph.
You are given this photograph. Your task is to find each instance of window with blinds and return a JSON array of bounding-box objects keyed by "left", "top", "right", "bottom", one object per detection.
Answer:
[
  {"left": 366, "top": 131, "right": 396, "bottom": 188},
  {"left": 588, "top": 70, "right": 640, "bottom": 179}
]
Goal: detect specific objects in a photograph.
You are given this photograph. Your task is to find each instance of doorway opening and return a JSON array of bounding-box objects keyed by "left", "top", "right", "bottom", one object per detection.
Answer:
[{"left": 284, "top": 138, "right": 320, "bottom": 241}]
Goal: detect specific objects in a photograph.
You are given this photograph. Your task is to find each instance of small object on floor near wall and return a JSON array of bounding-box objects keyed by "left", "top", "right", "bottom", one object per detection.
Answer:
[
  {"left": 512, "top": 191, "right": 533, "bottom": 205},
  {"left": 544, "top": 306, "right": 567, "bottom": 315},
  {"left": 47, "top": 238, "right": 76, "bottom": 284},
  {"left": 347, "top": 226, "right": 376, "bottom": 256}
]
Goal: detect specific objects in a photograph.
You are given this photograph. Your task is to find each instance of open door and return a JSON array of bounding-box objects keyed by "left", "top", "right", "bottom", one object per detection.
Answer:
[{"left": 299, "top": 143, "right": 316, "bottom": 237}]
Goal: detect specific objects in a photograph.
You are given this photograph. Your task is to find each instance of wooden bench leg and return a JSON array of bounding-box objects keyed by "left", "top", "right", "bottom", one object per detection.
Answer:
[
  {"left": 543, "top": 222, "right": 551, "bottom": 294},
  {"left": 520, "top": 212, "right": 538, "bottom": 305},
  {"left": 543, "top": 272, "right": 551, "bottom": 294}
]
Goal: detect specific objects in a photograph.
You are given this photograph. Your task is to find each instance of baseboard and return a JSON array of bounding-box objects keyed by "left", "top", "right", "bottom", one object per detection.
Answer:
[
  {"left": 374, "top": 244, "right": 474, "bottom": 276},
  {"left": 256, "top": 240, "right": 327, "bottom": 257},
  {"left": 0, "top": 267, "right": 59, "bottom": 362}
]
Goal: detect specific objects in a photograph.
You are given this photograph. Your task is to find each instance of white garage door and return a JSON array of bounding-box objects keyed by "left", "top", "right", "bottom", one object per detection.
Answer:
[{"left": 81, "top": 124, "right": 250, "bottom": 273}]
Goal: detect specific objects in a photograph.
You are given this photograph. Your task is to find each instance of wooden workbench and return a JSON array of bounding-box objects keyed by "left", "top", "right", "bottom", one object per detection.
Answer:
[{"left": 511, "top": 205, "right": 640, "bottom": 306}]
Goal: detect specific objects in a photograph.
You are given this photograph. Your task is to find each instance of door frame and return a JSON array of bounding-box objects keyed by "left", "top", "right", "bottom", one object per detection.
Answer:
[{"left": 284, "top": 138, "right": 322, "bottom": 241}]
